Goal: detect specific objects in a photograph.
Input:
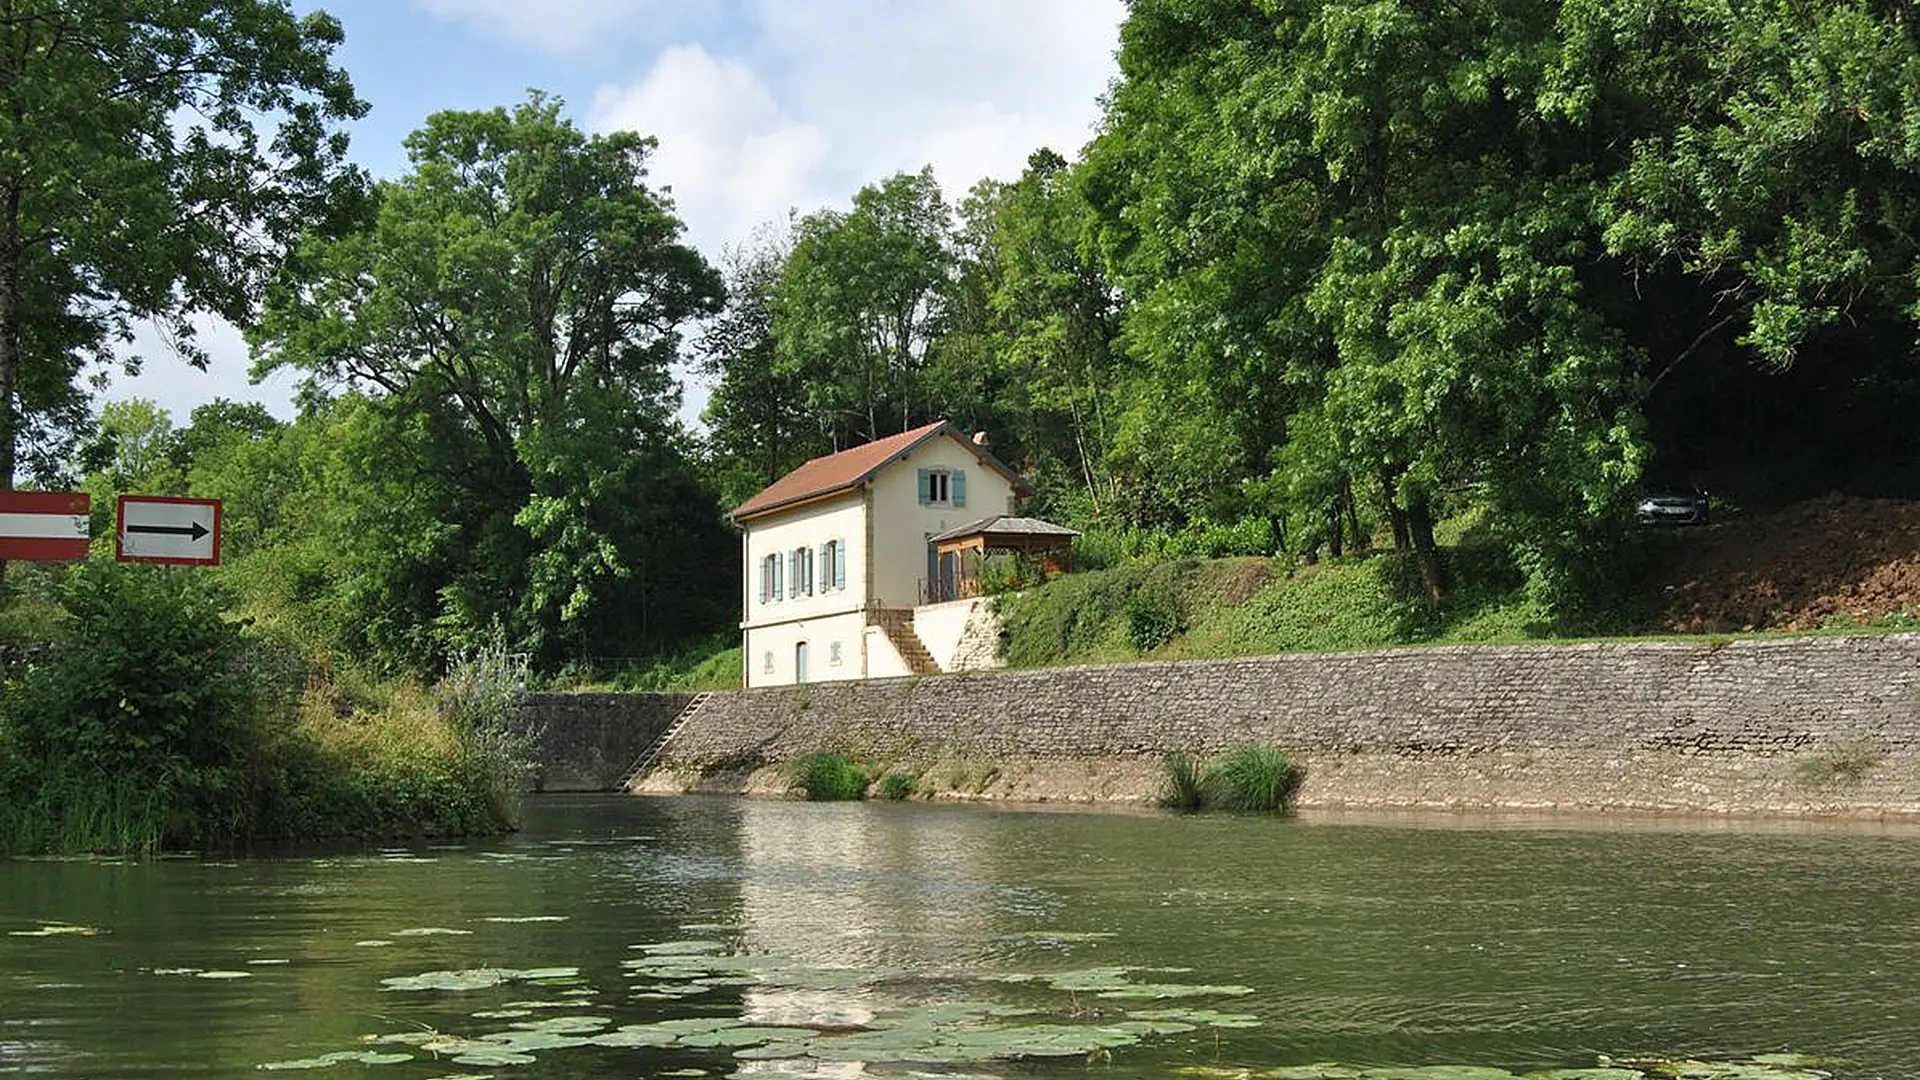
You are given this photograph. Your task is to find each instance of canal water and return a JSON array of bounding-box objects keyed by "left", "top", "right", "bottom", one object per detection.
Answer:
[{"left": 2, "top": 795, "right": 1917, "bottom": 1079}]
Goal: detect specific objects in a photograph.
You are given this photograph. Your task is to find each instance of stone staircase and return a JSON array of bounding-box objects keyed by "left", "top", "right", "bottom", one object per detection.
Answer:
[
  {"left": 867, "top": 605, "right": 941, "bottom": 675},
  {"left": 619, "top": 691, "right": 711, "bottom": 790}
]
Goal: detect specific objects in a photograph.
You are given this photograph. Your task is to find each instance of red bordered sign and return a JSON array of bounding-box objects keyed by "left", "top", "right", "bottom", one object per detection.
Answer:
[
  {"left": 116, "top": 495, "right": 222, "bottom": 566},
  {"left": 0, "top": 490, "right": 90, "bottom": 561}
]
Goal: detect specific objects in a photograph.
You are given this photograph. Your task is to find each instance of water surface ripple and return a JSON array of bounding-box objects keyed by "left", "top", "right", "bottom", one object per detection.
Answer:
[{"left": 1, "top": 796, "right": 1915, "bottom": 1078}]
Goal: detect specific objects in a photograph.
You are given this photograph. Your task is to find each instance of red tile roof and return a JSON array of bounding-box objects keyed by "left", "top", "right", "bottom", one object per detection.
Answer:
[{"left": 731, "top": 420, "right": 1025, "bottom": 521}]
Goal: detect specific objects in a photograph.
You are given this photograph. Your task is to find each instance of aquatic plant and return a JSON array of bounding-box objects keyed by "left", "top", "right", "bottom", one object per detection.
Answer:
[
  {"left": 1793, "top": 737, "right": 1881, "bottom": 789},
  {"left": 1157, "top": 753, "right": 1206, "bottom": 810},
  {"left": 876, "top": 773, "right": 918, "bottom": 801},
  {"left": 789, "top": 752, "right": 869, "bottom": 801},
  {"left": 1201, "top": 744, "right": 1304, "bottom": 812}
]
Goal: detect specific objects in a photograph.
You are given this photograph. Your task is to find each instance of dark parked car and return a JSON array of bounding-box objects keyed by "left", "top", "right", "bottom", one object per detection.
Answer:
[{"left": 1635, "top": 483, "right": 1711, "bottom": 526}]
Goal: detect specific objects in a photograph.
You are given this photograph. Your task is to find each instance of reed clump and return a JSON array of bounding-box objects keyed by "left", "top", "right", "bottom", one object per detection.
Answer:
[
  {"left": 1157, "top": 744, "right": 1304, "bottom": 813},
  {"left": 790, "top": 752, "right": 870, "bottom": 801}
]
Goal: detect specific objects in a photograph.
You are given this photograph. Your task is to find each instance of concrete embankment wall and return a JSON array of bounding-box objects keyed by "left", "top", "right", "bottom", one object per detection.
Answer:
[
  {"left": 615, "top": 634, "right": 1920, "bottom": 817},
  {"left": 519, "top": 692, "right": 690, "bottom": 792}
]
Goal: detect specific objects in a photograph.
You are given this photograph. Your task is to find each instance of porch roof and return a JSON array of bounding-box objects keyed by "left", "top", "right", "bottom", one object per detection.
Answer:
[{"left": 928, "top": 515, "right": 1079, "bottom": 547}]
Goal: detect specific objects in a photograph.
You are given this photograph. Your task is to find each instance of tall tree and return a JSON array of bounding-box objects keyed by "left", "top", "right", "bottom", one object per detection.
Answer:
[
  {"left": 253, "top": 94, "right": 729, "bottom": 667},
  {"left": 0, "top": 0, "right": 366, "bottom": 488},
  {"left": 773, "top": 169, "right": 954, "bottom": 446},
  {"left": 697, "top": 220, "right": 819, "bottom": 509}
]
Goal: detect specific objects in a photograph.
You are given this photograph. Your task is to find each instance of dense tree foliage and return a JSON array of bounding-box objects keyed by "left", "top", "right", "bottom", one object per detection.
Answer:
[
  {"left": 0, "top": 0, "right": 365, "bottom": 488},
  {"left": 252, "top": 96, "right": 731, "bottom": 668},
  {"left": 15, "top": 0, "right": 1920, "bottom": 679}
]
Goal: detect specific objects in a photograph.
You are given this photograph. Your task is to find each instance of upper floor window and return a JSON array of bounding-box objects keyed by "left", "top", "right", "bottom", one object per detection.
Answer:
[
  {"left": 789, "top": 546, "right": 814, "bottom": 598},
  {"left": 818, "top": 539, "right": 847, "bottom": 592},
  {"left": 917, "top": 467, "right": 966, "bottom": 508},
  {"left": 758, "top": 553, "right": 784, "bottom": 603}
]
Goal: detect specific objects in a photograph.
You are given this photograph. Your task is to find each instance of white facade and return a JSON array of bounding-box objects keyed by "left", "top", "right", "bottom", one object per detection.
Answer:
[{"left": 738, "top": 427, "right": 1020, "bottom": 688}]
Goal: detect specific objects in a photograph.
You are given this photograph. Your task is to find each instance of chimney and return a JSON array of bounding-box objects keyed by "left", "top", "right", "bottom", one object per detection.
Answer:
[{"left": 971, "top": 430, "right": 990, "bottom": 447}]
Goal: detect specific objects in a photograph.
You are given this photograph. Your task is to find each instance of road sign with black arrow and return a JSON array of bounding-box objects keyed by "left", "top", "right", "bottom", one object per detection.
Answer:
[{"left": 117, "top": 495, "right": 221, "bottom": 566}]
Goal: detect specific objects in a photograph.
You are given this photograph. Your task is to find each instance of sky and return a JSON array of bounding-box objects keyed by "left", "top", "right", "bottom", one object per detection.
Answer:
[{"left": 107, "top": 0, "right": 1127, "bottom": 429}]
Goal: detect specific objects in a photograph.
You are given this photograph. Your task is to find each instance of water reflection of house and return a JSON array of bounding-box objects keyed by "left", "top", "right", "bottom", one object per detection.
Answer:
[{"left": 731, "top": 420, "right": 1074, "bottom": 689}]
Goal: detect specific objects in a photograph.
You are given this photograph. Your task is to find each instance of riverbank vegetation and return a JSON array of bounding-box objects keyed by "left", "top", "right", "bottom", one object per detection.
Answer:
[
  {"left": 1158, "top": 746, "right": 1305, "bottom": 814},
  {"left": 0, "top": 564, "right": 530, "bottom": 855},
  {"left": 8, "top": 0, "right": 1920, "bottom": 833}
]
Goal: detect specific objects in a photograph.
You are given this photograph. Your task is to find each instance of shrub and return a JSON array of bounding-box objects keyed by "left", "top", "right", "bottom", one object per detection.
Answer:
[
  {"left": 0, "top": 564, "right": 291, "bottom": 853},
  {"left": 1156, "top": 753, "right": 1205, "bottom": 810},
  {"left": 790, "top": 752, "right": 869, "bottom": 801},
  {"left": 1201, "top": 745, "right": 1305, "bottom": 812},
  {"left": 1794, "top": 738, "right": 1882, "bottom": 789},
  {"left": 1124, "top": 588, "right": 1183, "bottom": 653},
  {"left": 876, "top": 773, "right": 918, "bottom": 801},
  {"left": 436, "top": 640, "right": 538, "bottom": 828}
]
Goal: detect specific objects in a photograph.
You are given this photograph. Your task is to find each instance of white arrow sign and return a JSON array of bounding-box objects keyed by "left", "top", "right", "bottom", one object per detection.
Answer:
[{"left": 116, "top": 495, "right": 222, "bottom": 566}]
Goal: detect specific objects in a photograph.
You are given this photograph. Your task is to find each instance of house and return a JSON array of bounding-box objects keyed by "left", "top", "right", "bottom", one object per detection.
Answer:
[{"left": 732, "top": 419, "right": 1036, "bottom": 688}]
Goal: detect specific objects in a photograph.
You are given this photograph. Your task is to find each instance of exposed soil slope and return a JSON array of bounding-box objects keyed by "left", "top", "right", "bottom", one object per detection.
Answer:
[{"left": 1653, "top": 494, "right": 1920, "bottom": 632}]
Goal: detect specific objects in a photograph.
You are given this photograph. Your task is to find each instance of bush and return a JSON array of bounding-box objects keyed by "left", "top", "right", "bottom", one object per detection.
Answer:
[
  {"left": 876, "top": 773, "right": 918, "bottom": 801},
  {"left": 790, "top": 752, "right": 869, "bottom": 801},
  {"left": 1124, "top": 588, "right": 1183, "bottom": 653},
  {"left": 0, "top": 564, "right": 292, "bottom": 853},
  {"left": 436, "top": 640, "right": 537, "bottom": 828},
  {"left": 1156, "top": 753, "right": 1205, "bottom": 810},
  {"left": 1202, "top": 745, "right": 1304, "bottom": 812}
]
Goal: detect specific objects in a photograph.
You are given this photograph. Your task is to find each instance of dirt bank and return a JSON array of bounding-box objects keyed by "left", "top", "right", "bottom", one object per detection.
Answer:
[{"left": 1653, "top": 494, "right": 1920, "bottom": 632}]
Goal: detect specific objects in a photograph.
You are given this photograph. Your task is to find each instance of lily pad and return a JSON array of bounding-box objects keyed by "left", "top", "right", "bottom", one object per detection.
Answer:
[
  {"left": 381, "top": 967, "right": 580, "bottom": 992},
  {"left": 632, "top": 939, "right": 726, "bottom": 955},
  {"left": 258, "top": 1050, "right": 415, "bottom": 1070},
  {"left": 449, "top": 1050, "right": 536, "bottom": 1067},
  {"left": 482, "top": 916, "right": 567, "bottom": 924},
  {"left": 9, "top": 923, "right": 103, "bottom": 937},
  {"left": 1130, "top": 1008, "right": 1263, "bottom": 1029},
  {"left": 1520, "top": 1071, "right": 1646, "bottom": 1080},
  {"left": 502, "top": 1016, "right": 610, "bottom": 1035}
]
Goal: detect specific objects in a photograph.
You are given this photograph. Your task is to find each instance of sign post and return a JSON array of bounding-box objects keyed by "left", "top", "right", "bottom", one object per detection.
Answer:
[
  {"left": 116, "top": 495, "right": 221, "bottom": 566},
  {"left": 0, "top": 491, "right": 90, "bottom": 561}
]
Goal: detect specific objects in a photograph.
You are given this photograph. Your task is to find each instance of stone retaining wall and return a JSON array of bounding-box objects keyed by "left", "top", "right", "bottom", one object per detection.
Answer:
[
  {"left": 630, "top": 634, "right": 1920, "bottom": 816},
  {"left": 518, "top": 691, "right": 690, "bottom": 792}
]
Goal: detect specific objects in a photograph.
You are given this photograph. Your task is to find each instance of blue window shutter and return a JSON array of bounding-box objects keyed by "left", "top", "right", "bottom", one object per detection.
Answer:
[
  {"left": 788, "top": 550, "right": 798, "bottom": 598},
  {"left": 952, "top": 469, "right": 967, "bottom": 508},
  {"left": 817, "top": 545, "right": 829, "bottom": 593},
  {"left": 917, "top": 467, "right": 931, "bottom": 504},
  {"left": 760, "top": 556, "right": 770, "bottom": 602},
  {"left": 772, "top": 553, "right": 783, "bottom": 600},
  {"left": 834, "top": 537, "right": 847, "bottom": 590}
]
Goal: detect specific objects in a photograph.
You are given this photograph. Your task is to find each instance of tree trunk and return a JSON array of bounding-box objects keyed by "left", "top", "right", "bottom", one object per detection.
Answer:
[
  {"left": 1326, "top": 506, "right": 1344, "bottom": 559},
  {"left": 1407, "top": 492, "right": 1446, "bottom": 599},
  {"left": 1343, "top": 475, "right": 1363, "bottom": 554},
  {"left": 1379, "top": 469, "right": 1410, "bottom": 550}
]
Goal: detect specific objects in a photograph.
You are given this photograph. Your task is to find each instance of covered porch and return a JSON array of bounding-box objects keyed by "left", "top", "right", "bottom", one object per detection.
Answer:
[{"left": 920, "top": 515, "right": 1078, "bottom": 605}]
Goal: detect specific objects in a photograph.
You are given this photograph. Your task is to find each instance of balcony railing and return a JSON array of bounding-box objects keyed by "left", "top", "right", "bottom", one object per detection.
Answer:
[{"left": 918, "top": 574, "right": 986, "bottom": 606}]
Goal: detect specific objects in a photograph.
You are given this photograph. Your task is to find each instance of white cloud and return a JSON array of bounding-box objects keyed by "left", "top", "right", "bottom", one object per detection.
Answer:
[
  {"left": 412, "top": 0, "right": 659, "bottom": 55},
  {"left": 589, "top": 45, "right": 830, "bottom": 258},
  {"left": 589, "top": 0, "right": 1124, "bottom": 255}
]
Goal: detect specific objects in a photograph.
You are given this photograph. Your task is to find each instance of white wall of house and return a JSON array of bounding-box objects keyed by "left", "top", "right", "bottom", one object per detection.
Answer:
[
  {"left": 746, "top": 611, "right": 869, "bottom": 687},
  {"left": 742, "top": 491, "right": 866, "bottom": 623},
  {"left": 738, "top": 429, "right": 1019, "bottom": 688},
  {"left": 867, "top": 435, "right": 1018, "bottom": 610},
  {"left": 862, "top": 626, "right": 916, "bottom": 680},
  {"left": 911, "top": 597, "right": 979, "bottom": 668}
]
